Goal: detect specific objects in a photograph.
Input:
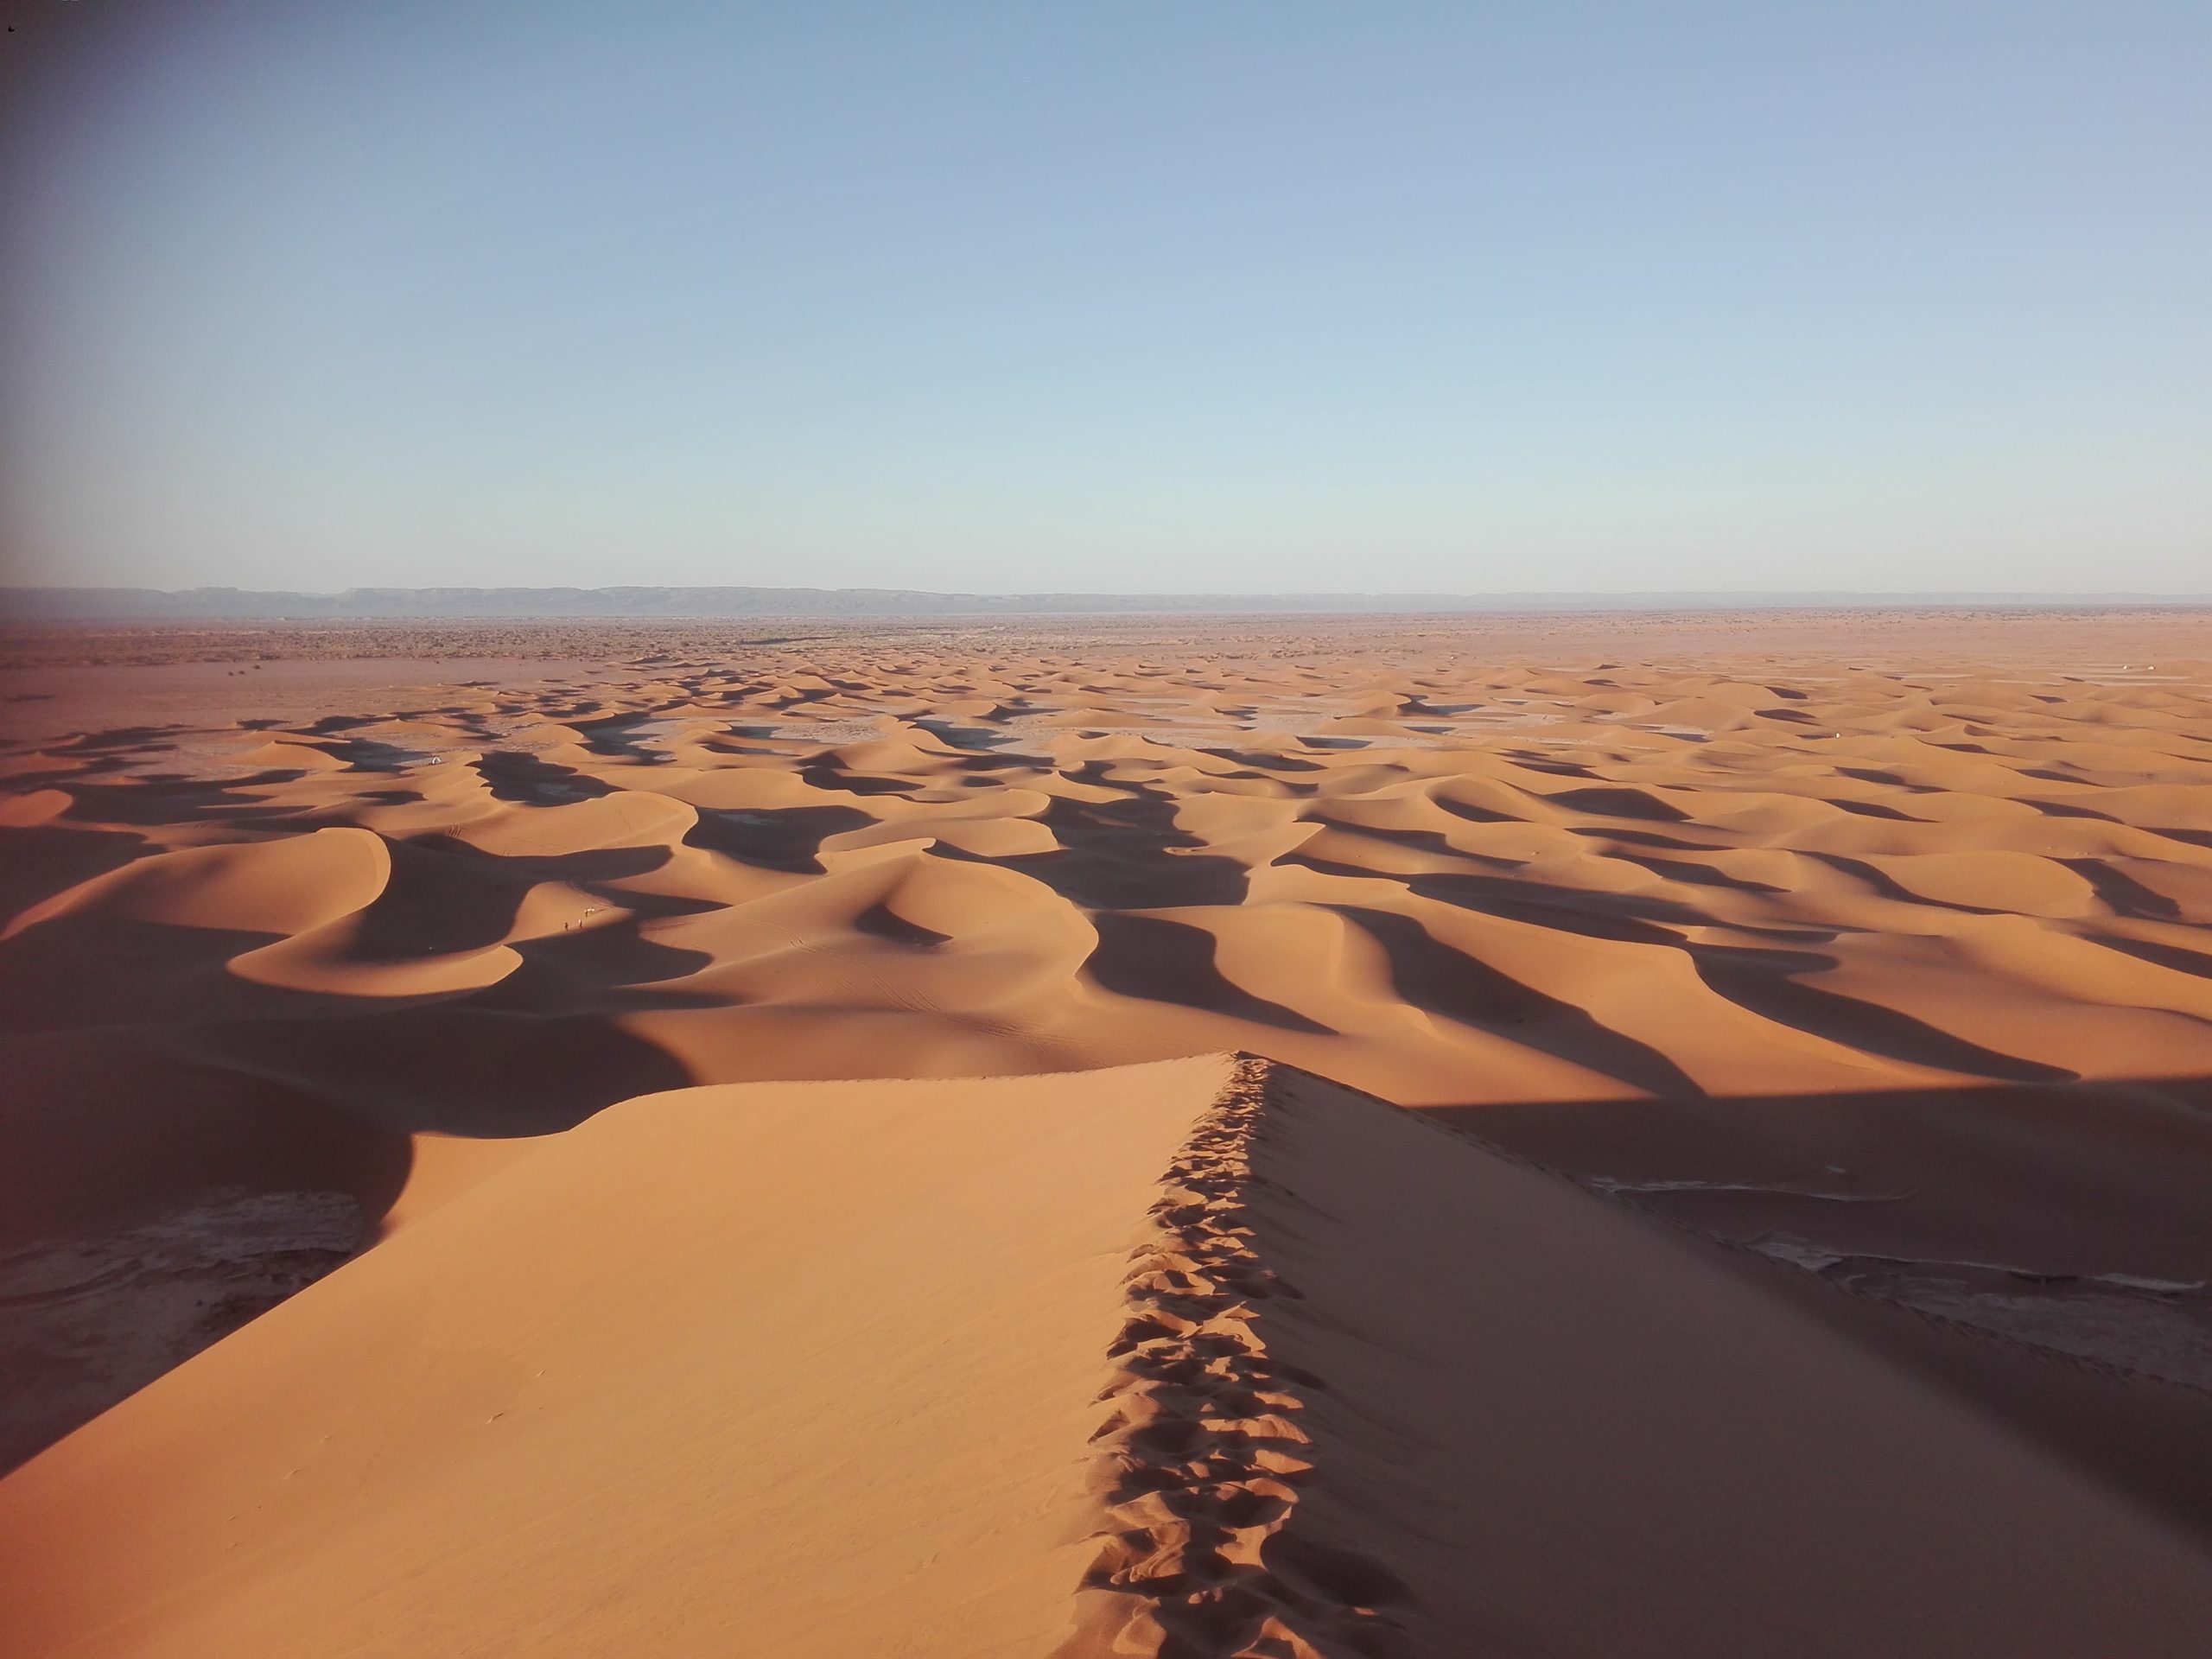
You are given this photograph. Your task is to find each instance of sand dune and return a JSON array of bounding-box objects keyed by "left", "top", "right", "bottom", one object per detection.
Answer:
[
  {"left": 3, "top": 1056, "right": 2208, "bottom": 1657},
  {"left": 0, "top": 1059, "right": 1234, "bottom": 1657},
  {"left": 3, "top": 611, "right": 2212, "bottom": 1643}
]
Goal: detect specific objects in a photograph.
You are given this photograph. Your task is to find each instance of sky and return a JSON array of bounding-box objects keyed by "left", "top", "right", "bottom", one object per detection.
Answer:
[{"left": 1, "top": 0, "right": 2207, "bottom": 594}]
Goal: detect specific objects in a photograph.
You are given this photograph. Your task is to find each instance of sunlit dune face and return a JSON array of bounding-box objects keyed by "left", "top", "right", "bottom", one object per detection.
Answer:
[{"left": 8, "top": 612, "right": 2209, "bottom": 1125}]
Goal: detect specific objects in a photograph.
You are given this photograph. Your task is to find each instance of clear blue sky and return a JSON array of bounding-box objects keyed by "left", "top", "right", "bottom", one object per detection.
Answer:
[{"left": 3, "top": 1, "right": 2206, "bottom": 593}]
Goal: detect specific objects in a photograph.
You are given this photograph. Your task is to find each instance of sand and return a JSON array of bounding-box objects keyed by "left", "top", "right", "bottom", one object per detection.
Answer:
[
  {"left": 3, "top": 609, "right": 2211, "bottom": 1649},
  {"left": 5, "top": 1055, "right": 2209, "bottom": 1656}
]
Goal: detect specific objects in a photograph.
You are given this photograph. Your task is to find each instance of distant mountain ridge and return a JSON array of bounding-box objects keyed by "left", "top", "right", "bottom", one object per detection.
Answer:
[{"left": 3, "top": 585, "right": 2204, "bottom": 620}]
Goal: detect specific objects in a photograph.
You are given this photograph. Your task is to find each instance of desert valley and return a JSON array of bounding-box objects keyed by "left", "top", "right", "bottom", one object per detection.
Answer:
[{"left": 3, "top": 606, "right": 2211, "bottom": 1654}]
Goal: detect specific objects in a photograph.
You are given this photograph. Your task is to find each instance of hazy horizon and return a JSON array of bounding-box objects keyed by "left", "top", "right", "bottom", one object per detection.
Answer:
[
  {"left": 4, "top": 2, "right": 2208, "bottom": 594},
  {"left": 8, "top": 580, "right": 2212, "bottom": 626}
]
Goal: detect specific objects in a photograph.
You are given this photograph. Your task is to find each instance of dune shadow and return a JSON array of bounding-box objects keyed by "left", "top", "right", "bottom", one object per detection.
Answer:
[
  {"left": 1800, "top": 850, "right": 1999, "bottom": 913},
  {"left": 1306, "top": 816, "right": 1520, "bottom": 870},
  {"left": 1605, "top": 850, "right": 1784, "bottom": 895},
  {"left": 1086, "top": 912, "right": 1331, "bottom": 1033},
  {"left": 473, "top": 750, "right": 612, "bottom": 804},
  {"left": 1567, "top": 824, "right": 1721, "bottom": 852},
  {"left": 963, "top": 790, "right": 1252, "bottom": 907},
  {"left": 912, "top": 718, "right": 1012, "bottom": 752},
  {"left": 1542, "top": 785, "right": 1689, "bottom": 823},
  {"left": 0, "top": 1032, "right": 422, "bottom": 1471},
  {"left": 1288, "top": 852, "right": 1700, "bottom": 945},
  {"left": 1419, "top": 1070, "right": 2212, "bottom": 1538},
  {"left": 0, "top": 821, "right": 151, "bottom": 927},
  {"left": 1433, "top": 794, "right": 1516, "bottom": 825},
  {"left": 48, "top": 725, "right": 191, "bottom": 755},
  {"left": 469, "top": 926, "right": 719, "bottom": 1012},
  {"left": 344, "top": 838, "right": 540, "bottom": 957},
  {"left": 1201, "top": 747, "right": 1325, "bottom": 773},
  {"left": 56, "top": 775, "right": 308, "bottom": 826},
  {"left": 303, "top": 735, "right": 429, "bottom": 772},
  {"left": 2092, "top": 933, "right": 2212, "bottom": 980},
  {"left": 572, "top": 714, "right": 676, "bottom": 765},
  {"left": 2063, "top": 857, "right": 2183, "bottom": 921},
  {"left": 0, "top": 916, "right": 305, "bottom": 1031},
  {"left": 684, "top": 804, "right": 875, "bottom": 873},
  {"left": 1830, "top": 798, "right": 1926, "bottom": 822},
  {"left": 1331, "top": 903, "right": 1702, "bottom": 1096},
  {"left": 854, "top": 900, "right": 951, "bottom": 946},
  {"left": 1686, "top": 942, "right": 2074, "bottom": 1083},
  {"left": 2023, "top": 798, "right": 2120, "bottom": 822}
]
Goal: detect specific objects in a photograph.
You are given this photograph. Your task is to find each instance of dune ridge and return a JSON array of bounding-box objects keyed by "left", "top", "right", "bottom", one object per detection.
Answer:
[
  {"left": 10, "top": 1054, "right": 2211, "bottom": 1657},
  {"left": 1061, "top": 1055, "right": 1375, "bottom": 1658},
  {"left": 0, "top": 1059, "right": 1236, "bottom": 1658},
  {"left": 1061, "top": 1057, "right": 2212, "bottom": 1658}
]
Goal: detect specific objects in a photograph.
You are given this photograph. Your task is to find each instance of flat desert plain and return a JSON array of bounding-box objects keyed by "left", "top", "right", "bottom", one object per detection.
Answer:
[{"left": 4, "top": 607, "right": 2212, "bottom": 1655}]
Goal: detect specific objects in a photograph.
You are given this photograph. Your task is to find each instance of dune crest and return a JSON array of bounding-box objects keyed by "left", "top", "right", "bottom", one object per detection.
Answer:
[
  {"left": 10, "top": 1056, "right": 2209, "bottom": 1658},
  {"left": 1060, "top": 1057, "right": 1376, "bottom": 1657},
  {"left": 0, "top": 1058, "right": 1236, "bottom": 1658},
  {"left": 1056, "top": 1058, "right": 2212, "bottom": 1658}
]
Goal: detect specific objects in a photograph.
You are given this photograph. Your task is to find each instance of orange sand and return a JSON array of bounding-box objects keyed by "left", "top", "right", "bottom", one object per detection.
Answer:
[
  {"left": 3, "top": 611, "right": 2210, "bottom": 1650},
  {"left": 5, "top": 1057, "right": 2209, "bottom": 1656}
]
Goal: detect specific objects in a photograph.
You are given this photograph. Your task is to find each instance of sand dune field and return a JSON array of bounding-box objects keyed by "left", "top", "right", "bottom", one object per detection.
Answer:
[{"left": 3, "top": 608, "right": 2211, "bottom": 1650}]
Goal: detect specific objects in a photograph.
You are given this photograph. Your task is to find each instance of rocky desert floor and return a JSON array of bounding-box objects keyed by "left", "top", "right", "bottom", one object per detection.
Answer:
[{"left": 4, "top": 608, "right": 2211, "bottom": 1655}]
